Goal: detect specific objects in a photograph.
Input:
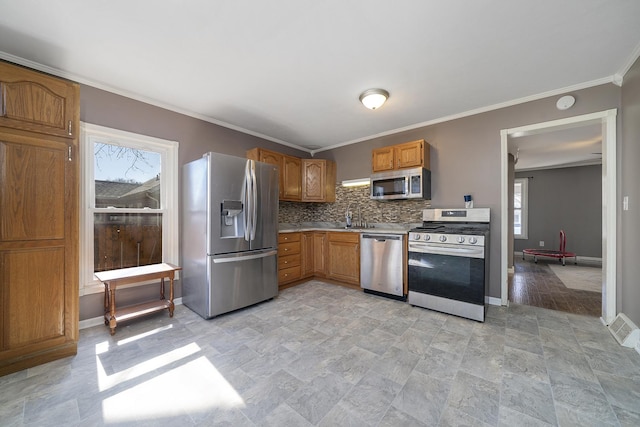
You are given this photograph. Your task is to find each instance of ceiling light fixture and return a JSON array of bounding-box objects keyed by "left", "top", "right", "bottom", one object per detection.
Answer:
[{"left": 359, "top": 88, "right": 389, "bottom": 110}]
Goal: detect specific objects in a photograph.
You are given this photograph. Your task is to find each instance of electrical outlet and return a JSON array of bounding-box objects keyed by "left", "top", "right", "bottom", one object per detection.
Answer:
[{"left": 539, "top": 241, "right": 545, "bottom": 247}]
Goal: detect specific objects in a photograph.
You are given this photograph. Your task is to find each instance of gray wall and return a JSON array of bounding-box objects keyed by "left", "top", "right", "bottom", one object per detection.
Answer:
[
  {"left": 77, "top": 81, "right": 625, "bottom": 320},
  {"left": 620, "top": 56, "right": 640, "bottom": 326},
  {"left": 79, "top": 85, "right": 308, "bottom": 320},
  {"left": 513, "top": 165, "right": 602, "bottom": 258},
  {"left": 317, "top": 84, "right": 621, "bottom": 300}
]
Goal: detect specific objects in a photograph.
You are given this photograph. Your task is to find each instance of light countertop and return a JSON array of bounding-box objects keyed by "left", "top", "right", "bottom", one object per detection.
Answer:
[{"left": 279, "top": 222, "right": 418, "bottom": 235}]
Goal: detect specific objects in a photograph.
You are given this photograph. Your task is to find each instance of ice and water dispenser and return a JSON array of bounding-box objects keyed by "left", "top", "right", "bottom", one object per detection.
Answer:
[{"left": 220, "top": 199, "right": 244, "bottom": 238}]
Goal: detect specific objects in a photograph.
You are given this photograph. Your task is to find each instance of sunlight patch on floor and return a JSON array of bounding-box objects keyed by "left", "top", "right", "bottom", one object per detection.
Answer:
[
  {"left": 96, "top": 342, "right": 200, "bottom": 391},
  {"left": 101, "top": 356, "right": 245, "bottom": 423}
]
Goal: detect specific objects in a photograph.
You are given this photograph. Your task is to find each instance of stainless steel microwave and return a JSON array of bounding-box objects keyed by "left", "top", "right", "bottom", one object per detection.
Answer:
[{"left": 370, "top": 167, "right": 431, "bottom": 200}]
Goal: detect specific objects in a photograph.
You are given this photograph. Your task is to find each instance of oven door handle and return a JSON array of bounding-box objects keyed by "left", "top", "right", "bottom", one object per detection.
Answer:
[{"left": 409, "top": 244, "right": 484, "bottom": 258}]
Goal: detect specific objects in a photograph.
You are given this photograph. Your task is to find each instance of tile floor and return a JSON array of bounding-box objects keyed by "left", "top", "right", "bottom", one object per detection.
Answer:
[
  {"left": 1, "top": 280, "right": 639, "bottom": 426},
  {"left": 509, "top": 258, "right": 602, "bottom": 317}
]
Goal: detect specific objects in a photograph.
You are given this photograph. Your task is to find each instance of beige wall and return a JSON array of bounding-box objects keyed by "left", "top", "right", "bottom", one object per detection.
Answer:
[{"left": 620, "top": 56, "right": 640, "bottom": 326}]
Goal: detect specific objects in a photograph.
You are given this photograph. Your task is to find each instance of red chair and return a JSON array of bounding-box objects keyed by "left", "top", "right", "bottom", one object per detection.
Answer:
[{"left": 522, "top": 230, "right": 577, "bottom": 266}]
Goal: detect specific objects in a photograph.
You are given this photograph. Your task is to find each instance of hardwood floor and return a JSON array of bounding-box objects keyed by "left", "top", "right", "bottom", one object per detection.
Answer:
[{"left": 509, "top": 258, "right": 602, "bottom": 317}]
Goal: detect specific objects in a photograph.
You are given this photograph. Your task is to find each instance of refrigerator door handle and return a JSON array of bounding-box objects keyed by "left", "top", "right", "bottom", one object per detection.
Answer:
[
  {"left": 243, "top": 160, "right": 252, "bottom": 242},
  {"left": 250, "top": 160, "right": 257, "bottom": 241},
  {"left": 212, "top": 249, "right": 277, "bottom": 264}
]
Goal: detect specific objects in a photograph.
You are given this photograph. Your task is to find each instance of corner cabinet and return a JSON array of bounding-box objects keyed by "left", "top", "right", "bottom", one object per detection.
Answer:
[
  {"left": 0, "top": 61, "right": 79, "bottom": 376},
  {"left": 301, "top": 159, "right": 336, "bottom": 202},
  {"left": 247, "top": 148, "right": 336, "bottom": 203},
  {"left": 372, "top": 139, "right": 430, "bottom": 172}
]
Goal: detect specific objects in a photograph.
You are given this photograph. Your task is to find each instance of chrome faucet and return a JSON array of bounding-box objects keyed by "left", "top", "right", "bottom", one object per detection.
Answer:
[{"left": 345, "top": 202, "right": 353, "bottom": 228}]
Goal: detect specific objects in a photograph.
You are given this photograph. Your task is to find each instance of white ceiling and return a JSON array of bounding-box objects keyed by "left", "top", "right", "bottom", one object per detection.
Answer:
[
  {"left": 1, "top": 1, "right": 639, "bottom": 155},
  {"left": 509, "top": 123, "right": 602, "bottom": 171}
]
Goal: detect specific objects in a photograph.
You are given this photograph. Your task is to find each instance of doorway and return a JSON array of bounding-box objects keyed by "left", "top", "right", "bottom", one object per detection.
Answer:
[{"left": 500, "top": 109, "right": 617, "bottom": 324}]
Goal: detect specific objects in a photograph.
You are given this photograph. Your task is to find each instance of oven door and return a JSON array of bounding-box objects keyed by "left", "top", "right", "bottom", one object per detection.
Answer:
[{"left": 408, "top": 242, "right": 485, "bottom": 305}]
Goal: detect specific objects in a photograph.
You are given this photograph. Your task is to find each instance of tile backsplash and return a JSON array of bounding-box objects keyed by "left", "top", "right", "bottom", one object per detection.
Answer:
[{"left": 278, "top": 184, "right": 431, "bottom": 225}]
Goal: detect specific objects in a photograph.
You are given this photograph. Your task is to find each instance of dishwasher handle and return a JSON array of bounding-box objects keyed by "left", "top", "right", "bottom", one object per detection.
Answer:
[{"left": 362, "top": 234, "right": 402, "bottom": 242}]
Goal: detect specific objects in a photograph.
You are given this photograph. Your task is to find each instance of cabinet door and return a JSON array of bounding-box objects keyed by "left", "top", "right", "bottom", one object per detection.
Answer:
[
  {"left": 312, "top": 232, "right": 326, "bottom": 276},
  {"left": 0, "top": 62, "right": 78, "bottom": 139},
  {"left": 371, "top": 146, "right": 395, "bottom": 172},
  {"left": 258, "top": 150, "right": 284, "bottom": 199},
  {"left": 394, "top": 140, "right": 425, "bottom": 169},
  {"left": 0, "top": 132, "right": 78, "bottom": 374},
  {"left": 301, "top": 232, "right": 314, "bottom": 278},
  {"left": 282, "top": 155, "right": 301, "bottom": 201},
  {"left": 302, "top": 159, "right": 326, "bottom": 202},
  {"left": 327, "top": 233, "right": 360, "bottom": 285}
]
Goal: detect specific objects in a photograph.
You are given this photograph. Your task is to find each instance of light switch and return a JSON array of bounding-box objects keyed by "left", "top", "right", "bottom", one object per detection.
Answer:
[
  {"left": 539, "top": 241, "right": 545, "bottom": 247},
  {"left": 623, "top": 196, "right": 629, "bottom": 211}
]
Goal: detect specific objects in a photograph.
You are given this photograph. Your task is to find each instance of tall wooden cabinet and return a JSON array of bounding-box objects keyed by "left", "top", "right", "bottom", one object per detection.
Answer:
[{"left": 0, "top": 61, "right": 79, "bottom": 376}]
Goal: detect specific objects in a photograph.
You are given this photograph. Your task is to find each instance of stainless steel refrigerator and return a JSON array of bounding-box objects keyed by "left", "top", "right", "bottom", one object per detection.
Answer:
[{"left": 181, "top": 152, "right": 279, "bottom": 319}]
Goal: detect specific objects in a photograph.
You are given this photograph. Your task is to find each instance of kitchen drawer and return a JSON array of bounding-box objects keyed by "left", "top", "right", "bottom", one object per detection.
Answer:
[
  {"left": 278, "top": 232, "right": 301, "bottom": 243},
  {"left": 279, "top": 253, "right": 301, "bottom": 269},
  {"left": 278, "top": 265, "right": 301, "bottom": 283},
  {"left": 279, "top": 241, "right": 301, "bottom": 256},
  {"left": 328, "top": 232, "right": 360, "bottom": 243}
]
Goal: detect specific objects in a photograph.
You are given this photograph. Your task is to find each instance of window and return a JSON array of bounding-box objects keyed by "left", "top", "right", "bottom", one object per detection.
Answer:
[
  {"left": 80, "top": 123, "right": 179, "bottom": 295},
  {"left": 514, "top": 177, "right": 528, "bottom": 239}
]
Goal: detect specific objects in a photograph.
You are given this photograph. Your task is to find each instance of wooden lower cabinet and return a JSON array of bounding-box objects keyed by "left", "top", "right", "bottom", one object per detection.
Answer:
[
  {"left": 301, "top": 232, "right": 314, "bottom": 278},
  {"left": 327, "top": 232, "right": 360, "bottom": 285},
  {"left": 278, "top": 230, "right": 361, "bottom": 287},
  {"left": 312, "top": 232, "right": 327, "bottom": 277},
  {"left": 278, "top": 233, "right": 301, "bottom": 286}
]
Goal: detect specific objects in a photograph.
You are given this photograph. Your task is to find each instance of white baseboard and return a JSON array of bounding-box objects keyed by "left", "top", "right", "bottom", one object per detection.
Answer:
[
  {"left": 79, "top": 297, "right": 183, "bottom": 330},
  {"left": 486, "top": 296, "right": 502, "bottom": 306}
]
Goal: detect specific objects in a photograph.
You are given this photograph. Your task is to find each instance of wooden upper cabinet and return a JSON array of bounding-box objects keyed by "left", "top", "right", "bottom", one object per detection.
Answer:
[
  {"left": 302, "top": 159, "right": 336, "bottom": 202},
  {"left": 371, "top": 146, "right": 395, "bottom": 172},
  {"left": 0, "top": 62, "right": 78, "bottom": 139},
  {"left": 371, "top": 139, "right": 430, "bottom": 172},
  {"left": 395, "top": 140, "right": 428, "bottom": 169},
  {"left": 247, "top": 148, "right": 284, "bottom": 199},
  {"left": 248, "top": 148, "right": 335, "bottom": 203},
  {"left": 282, "top": 155, "right": 301, "bottom": 201}
]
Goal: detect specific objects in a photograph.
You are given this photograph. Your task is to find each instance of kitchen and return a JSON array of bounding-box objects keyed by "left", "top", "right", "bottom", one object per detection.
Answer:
[{"left": 2, "top": 2, "right": 640, "bottom": 425}]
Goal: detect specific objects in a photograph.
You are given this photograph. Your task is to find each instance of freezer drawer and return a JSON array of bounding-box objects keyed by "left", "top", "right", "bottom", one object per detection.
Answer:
[{"left": 183, "top": 249, "right": 278, "bottom": 319}]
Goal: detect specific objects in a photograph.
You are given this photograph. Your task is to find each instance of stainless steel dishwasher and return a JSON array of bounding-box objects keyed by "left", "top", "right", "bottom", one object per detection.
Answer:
[{"left": 360, "top": 233, "right": 405, "bottom": 299}]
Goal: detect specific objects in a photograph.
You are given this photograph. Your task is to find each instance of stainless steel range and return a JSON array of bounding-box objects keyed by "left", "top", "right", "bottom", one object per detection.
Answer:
[{"left": 408, "top": 208, "right": 490, "bottom": 321}]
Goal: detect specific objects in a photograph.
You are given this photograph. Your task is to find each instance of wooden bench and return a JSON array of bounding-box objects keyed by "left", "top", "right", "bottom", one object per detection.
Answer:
[{"left": 95, "top": 263, "right": 182, "bottom": 335}]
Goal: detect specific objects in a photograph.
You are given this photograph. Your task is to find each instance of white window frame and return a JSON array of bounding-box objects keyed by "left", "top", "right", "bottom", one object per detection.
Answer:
[
  {"left": 514, "top": 177, "right": 529, "bottom": 239},
  {"left": 80, "top": 123, "right": 179, "bottom": 295}
]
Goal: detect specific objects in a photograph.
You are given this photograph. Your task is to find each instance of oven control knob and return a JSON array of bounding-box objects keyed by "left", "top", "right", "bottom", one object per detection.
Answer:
[
  {"left": 413, "top": 234, "right": 420, "bottom": 241},
  {"left": 469, "top": 237, "right": 478, "bottom": 244},
  {"left": 439, "top": 235, "right": 447, "bottom": 242},
  {"left": 424, "top": 234, "right": 430, "bottom": 241},
  {"left": 457, "top": 236, "right": 465, "bottom": 243}
]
